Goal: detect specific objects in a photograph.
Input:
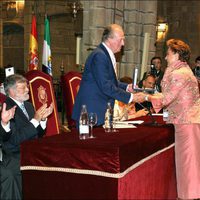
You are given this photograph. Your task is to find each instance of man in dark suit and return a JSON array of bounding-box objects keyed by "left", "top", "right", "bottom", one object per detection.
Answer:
[
  {"left": 72, "top": 24, "right": 146, "bottom": 126},
  {"left": 3, "top": 74, "right": 53, "bottom": 154},
  {"left": 139, "top": 56, "right": 164, "bottom": 92},
  {"left": 193, "top": 56, "right": 200, "bottom": 80},
  {"left": 0, "top": 102, "right": 22, "bottom": 200},
  {"left": 1, "top": 74, "right": 53, "bottom": 199}
]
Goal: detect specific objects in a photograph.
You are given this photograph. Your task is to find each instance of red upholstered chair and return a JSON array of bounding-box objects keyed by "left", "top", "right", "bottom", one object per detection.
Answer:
[
  {"left": 25, "top": 70, "right": 60, "bottom": 136},
  {"left": 61, "top": 71, "right": 82, "bottom": 128},
  {"left": 0, "top": 92, "right": 6, "bottom": 105},
  {"left": 198, "top": 80, "right": 200, "bottom": 92}
]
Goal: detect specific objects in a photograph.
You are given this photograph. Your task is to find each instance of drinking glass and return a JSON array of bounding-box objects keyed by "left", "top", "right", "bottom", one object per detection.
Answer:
[{"left": 88, "top": 113, "right": 97, "bottom": 138}]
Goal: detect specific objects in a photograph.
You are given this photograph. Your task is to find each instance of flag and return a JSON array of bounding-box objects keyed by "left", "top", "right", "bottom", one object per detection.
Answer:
[
  {"left": 29, "top": 15, "right": 38, "bottom": 71},
  {"left": 42, "top": 16, "right": 52, "bottom": 76}
]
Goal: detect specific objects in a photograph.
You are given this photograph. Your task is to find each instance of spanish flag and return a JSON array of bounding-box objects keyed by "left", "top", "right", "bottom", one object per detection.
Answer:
[{"left": 28, "top": 15, "right": 38, "bottom": 71}]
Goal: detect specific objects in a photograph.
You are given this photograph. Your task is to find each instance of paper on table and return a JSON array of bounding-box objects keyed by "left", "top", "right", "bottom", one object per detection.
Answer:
[
  {"left": 115, "top": 120, "right": 144, "bottom": 125},
  {"left": 152, "top": 113, "right": 163, "bottom": 116},
  {"left": 114, "top": 124, "right": 137, "bottom": 129},
  {"left": 103, "top": 124, "right": 136, "bottom": 129}
]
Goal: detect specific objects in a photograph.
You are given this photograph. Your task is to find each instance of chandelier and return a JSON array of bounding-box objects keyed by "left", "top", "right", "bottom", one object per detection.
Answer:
[{"left": 68, "top": 1, "right": 83, "bottom": 19}]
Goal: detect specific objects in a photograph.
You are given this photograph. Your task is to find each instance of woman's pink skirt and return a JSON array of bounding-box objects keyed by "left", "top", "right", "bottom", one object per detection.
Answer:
[{"left": 175, "top": 124, "right": 200, "bottom": 199}]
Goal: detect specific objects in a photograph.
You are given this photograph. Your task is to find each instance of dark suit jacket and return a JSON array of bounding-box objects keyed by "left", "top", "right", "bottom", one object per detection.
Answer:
[
  {"left": 0, "top": 125, "right": 12, "bottom": 143},
  {"left": 72, "top": 43, "right": 131, "bottom": 125},
  {"left": 3, "top": 97, "right": 45, "bottom": 154}
]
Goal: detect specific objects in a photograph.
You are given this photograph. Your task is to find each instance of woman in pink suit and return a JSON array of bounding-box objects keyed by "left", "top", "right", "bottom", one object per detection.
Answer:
[{"left": 148, "top": 39, "right": 200, "bottom": 199}]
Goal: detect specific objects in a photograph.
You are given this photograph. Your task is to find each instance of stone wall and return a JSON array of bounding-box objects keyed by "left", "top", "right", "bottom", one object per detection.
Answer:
[
  {"left": 23, "top": 0, "right": 80, "bottom": 78},
  {"left": 81, "top": 0, "right": 157, "bottom": 79},
  {"left": 0, "top": 0, "right": 157, "bottom": 80},
  {"left": 157, "top": 0, "right": 200, "bottom": 68}
]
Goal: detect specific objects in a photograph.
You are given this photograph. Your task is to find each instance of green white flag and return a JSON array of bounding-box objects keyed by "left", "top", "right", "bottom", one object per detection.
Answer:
[{"left": 42, "top": 16, "right": 52, "bottom": 76}]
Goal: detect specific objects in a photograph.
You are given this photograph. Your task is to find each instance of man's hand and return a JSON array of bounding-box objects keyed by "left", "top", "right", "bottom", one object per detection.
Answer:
[
  {"left": 34, "top": 103, "right": 48, "bottom": 122},
  {"left": 132, "top": 92, "right": 147, "bottom": 103},
  {"left": 41, "top": 103, "right": 54, "bottom": 121},
  {"left": 1, "top": 103, "right": 16, "bottom": 126},
  {"left": 127, "top": 84, "right": 134, "bottom": 93}
]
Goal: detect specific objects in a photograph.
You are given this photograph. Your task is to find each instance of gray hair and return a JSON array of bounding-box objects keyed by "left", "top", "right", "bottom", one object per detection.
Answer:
[
  {"left": 102, "top": 25, "right": 114, "bottom": 42},
  {"left": 4, "top": 74, "right": 27, "bottom": 96},
  {"left": 101, "top": 24, "right": 123, "bottom": 42}
]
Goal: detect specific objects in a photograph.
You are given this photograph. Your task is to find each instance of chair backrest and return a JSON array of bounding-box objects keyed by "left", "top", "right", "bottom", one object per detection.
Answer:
[
  {"left": 61, "top": 71, "right": 82, "bottom": 128},
  {"left": 25, "top": 70, "right": 60, "bottom": 136},
  {"left": 0, "top": 92, "right": 6, "bottom": 105}
]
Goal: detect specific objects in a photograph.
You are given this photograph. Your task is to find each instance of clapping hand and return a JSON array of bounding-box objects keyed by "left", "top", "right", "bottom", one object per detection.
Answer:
[
  {"left": 41, "top": 103, "right": 54, "bottom": 121},
  {"left": 1, "top": 103, "right": 16, "bottom": 126},
  {"left": 34, "top": 103, "right": 48, "bottom": 122},
  {"left": 34, "top": 103, "right": 54, "bottom": 122}
]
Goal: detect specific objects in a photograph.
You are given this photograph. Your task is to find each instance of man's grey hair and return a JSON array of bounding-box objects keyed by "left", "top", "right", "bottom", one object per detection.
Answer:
[
  {"left": 101, "top": 24, "right": 123, "bottom": 42},
  {"left": 102, "top": 24, "right": 114, "bottom": 42},
  {"left": 4, "top": 74, "right": 27, "bottom": 96}
]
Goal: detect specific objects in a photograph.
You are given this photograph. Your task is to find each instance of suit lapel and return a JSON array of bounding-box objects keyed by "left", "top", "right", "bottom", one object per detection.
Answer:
[
  {"left": 6, "top": 97, "right": 30, "bottom": 121},
  {"left": 99, "top": 44, "right": 118, "bottom": 82}
]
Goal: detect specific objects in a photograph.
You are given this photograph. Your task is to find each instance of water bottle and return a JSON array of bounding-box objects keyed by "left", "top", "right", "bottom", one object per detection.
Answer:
[
  {"left": 79, "top": 105, "right": 89, "bottom": 140},
  {"left": 104, "top": 102, "right": 113, "bottom": 132},
  {"left": 163, "top": 109, "right": 169, "bottom": 122}
]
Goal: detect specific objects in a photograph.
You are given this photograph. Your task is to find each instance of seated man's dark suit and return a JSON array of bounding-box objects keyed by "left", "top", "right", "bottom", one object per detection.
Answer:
[
  {"left": 0, "top": 125, "right": 22, "bottom": 200},
  {"left": 1, "top": 97, "right": 45, "bottom": 200},
  {"left": 72, "top": 43, "right": 131, "bottom": 126},
  {"left": 3, "top": 97, "right": 45, "bottom": 154}
]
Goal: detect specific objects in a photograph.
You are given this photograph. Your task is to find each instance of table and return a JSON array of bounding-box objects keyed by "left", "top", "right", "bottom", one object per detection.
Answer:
[{"left": 20, "top": 116, "right": 177, "bottom": 199}]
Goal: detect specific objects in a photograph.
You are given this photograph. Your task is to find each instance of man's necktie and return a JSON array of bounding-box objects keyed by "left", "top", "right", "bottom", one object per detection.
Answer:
[{"left": 21, "top": 103, "right": 29, "bottom": 119}]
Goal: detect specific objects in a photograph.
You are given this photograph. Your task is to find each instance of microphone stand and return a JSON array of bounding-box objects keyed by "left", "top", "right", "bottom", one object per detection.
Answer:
[{"left": 137, "top": 102, "right": 162, "bottom": 126}]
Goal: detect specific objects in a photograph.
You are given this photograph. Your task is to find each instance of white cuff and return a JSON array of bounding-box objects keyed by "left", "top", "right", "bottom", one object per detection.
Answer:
[
  {"left": 30, "top": 118, "right": 40, "bottom": 128},
  {"left": 1, "top": 121, "right": 11, "bottom": 132},
  {"left": 145, "top": 95, "right": 149, "bottom": 101},
  {"left": 40, "top": 119, "right": 47, "bottom": 130},
  {"left": 128, "top": 93, "right": 133, "bottom": 103}
]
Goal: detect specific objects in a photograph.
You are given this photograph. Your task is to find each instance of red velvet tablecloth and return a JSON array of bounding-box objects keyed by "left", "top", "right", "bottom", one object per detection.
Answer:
[{"left": 21, "top": 116, "right": 177, "bottom": 199}]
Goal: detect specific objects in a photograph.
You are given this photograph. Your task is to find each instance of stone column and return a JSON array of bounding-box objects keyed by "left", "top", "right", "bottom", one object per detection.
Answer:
[{"left": 121, "top": 0, "right": 157, "bottom": 78}]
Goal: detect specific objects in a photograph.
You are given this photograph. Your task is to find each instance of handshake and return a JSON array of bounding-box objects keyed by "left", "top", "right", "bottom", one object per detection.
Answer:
[{"left": 127, "top": 83, "right": 156, "bottom": 103}]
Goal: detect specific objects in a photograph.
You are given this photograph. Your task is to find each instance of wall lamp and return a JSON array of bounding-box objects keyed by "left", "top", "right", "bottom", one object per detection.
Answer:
[
  {"left": 156, "top": 22, "right": 168, "bottom": 41},
  {"left": 6, "top": 0, "right": 24, "bottom": 14}
]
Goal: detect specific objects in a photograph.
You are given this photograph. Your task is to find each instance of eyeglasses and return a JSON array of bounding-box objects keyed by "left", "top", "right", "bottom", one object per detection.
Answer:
[{"left": 15, "top": 83, "right": 29, "bottom": 91}]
